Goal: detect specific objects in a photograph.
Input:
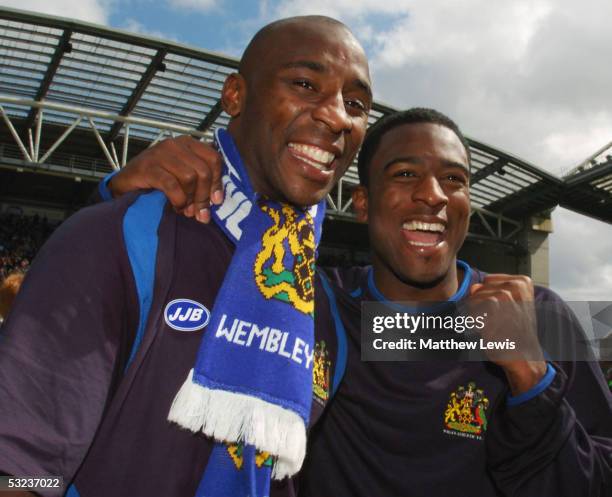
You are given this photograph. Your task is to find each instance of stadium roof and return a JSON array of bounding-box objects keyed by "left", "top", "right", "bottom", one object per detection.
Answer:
[{"left": 1, "top": 6, "right": 611, "bottom": 233}]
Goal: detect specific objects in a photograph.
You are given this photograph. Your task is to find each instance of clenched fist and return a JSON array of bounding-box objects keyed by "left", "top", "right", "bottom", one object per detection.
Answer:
[{"left": 469, "top": 274, "right": 547, "bottom": 396}]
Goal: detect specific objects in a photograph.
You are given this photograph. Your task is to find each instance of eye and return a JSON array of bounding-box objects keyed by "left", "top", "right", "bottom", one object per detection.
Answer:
[
  {"left": 345, "top": 98, "right": 367, "bottom": 112},
  {"left": 443, "top": 174, "right": 468, "bottom": 185},
  {"left": 394, "top": 170, "right": 417, "bottom": 179},
  {"left": 293, "top": 79, "right": 315, "bottom": 91}
]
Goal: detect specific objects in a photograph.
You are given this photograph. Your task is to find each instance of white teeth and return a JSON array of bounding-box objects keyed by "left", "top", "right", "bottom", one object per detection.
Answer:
[
  {"left": 298, "top": 155, "right": 331, "bottom": 173},
  {"left": 409, "top": 241, "right": 438, "bottom": 247},
  {"left": 402, "top": 221, "right": 445, "bottom": 232},
  {"left": 288, "top": 143, "right": 335, "bottom": 166}
]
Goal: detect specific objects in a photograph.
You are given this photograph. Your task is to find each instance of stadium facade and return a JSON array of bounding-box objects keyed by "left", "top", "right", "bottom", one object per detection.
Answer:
[{"left": 1, "top": 7, "right": 611, "bottom": 286}]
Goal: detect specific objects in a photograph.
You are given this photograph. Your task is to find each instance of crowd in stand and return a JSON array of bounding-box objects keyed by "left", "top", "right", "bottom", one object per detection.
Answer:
[
  {"left": 0, "top": 212, "right": 56, "bottom": 279},
  {"left": 0, "top": 211, "right": 58, "bottom": 322}
]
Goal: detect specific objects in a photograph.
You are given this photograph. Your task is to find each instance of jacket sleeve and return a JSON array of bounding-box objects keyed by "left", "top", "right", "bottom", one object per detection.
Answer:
[
  {"left": 486, "top": 296, "right": 612, "bottom": 497},
  {"left": 0, "top": 200, "right": 138, "bottom": 496}
]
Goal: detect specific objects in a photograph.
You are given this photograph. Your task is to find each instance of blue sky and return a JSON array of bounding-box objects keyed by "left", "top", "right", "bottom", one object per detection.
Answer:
[
  {"left": 110, "top": 0, "right": 266, "bottom": 56},
  {"left": 1, "top": 0, "right": 612, "bottom": 300},
  {"left": 105, "top": 0, "right": 397, "bottom": 63}
]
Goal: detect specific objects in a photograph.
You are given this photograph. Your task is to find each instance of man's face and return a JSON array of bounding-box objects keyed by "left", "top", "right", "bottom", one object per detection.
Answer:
[
  {"left": 357, "top": 123, "right": 470, "bottom": 292},
  {"left": 228, "top": 22, "right": 372, "bottom": 206}
]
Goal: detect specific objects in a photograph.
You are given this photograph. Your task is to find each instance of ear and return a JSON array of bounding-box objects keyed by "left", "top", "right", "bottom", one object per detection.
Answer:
[
  {"left": 221, "top": 73, "right": 246, "bottom": 118},
  {"left": 352, "top": 186, "right": 369, "bottom": 223}
]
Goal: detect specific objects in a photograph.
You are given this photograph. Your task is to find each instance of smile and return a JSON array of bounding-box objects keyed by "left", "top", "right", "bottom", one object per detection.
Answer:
[
  {"left": 402, "top": 221, "right": 446, "bottom": 247},
  {"left": 288, "top": 142, "right": 335, "bottom": 172}
]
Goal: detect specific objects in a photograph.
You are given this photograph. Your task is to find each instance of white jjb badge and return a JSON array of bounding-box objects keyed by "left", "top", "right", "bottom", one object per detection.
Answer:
[{"left": 164, "top": 299, "right": 210, "bottom": 331}]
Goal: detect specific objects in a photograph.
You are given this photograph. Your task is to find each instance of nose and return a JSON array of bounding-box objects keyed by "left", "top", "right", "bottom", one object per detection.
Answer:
[
  {"left": 311, "top": 92, "right": 353, "bottom": 134},
  {"left": 412, "top": 175, "right": 448, "bottom": 208}
]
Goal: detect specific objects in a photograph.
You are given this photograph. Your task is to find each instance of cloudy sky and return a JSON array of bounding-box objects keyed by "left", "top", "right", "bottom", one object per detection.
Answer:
[{"left": 1, "top": 0, "right": 611, "bottom": 300}]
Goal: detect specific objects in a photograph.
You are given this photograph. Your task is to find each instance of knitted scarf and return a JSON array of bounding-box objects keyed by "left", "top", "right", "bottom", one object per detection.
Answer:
[{"left": 168, "top": 128, "right": 324, "bottom": 496}]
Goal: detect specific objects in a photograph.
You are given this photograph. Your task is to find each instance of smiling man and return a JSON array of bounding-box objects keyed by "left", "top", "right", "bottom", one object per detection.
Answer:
[
  {"left": 300, "top": 108, "right": 612, "bottom": 497},
  {"left": 0, "top": 16, "right": 371, "bottom": 497},
  {"left": 110, "top": 107, "right": 612, "bottom": 496},
  {"left": 355, "top": 113, "right": 472, "bottom": 299},
  {"left": 226, "top": 16, "right": 370, "bottom": 206}
]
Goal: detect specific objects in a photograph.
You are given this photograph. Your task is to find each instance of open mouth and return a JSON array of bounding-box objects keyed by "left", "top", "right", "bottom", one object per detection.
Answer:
[
  {"left": 402, "top": 220, "right": 446, "bottom": 247},
  {"left": 288, "top": 142, "right": 336, "bottom": 172}
]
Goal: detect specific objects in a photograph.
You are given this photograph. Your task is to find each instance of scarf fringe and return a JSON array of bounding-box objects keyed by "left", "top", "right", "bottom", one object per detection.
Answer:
[{"left": 168, "top": 369, "right": 306, "bottom": 480}]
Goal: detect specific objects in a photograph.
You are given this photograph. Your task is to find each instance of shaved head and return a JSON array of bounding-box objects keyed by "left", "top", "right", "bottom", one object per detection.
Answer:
[
  {"left": 239, "top": 16, "right": 353, "bottom": 77},
  {"left": 219, "top": 14, "right": 371, "bottom": 206}
]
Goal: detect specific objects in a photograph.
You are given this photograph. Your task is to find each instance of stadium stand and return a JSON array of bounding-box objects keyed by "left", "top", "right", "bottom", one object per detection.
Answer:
[
  {"left": 0, "top": 6, "right": 611, "bottom": 287},
  {"left": 0, "top": 211, "right": 55, "bottom": 279}
]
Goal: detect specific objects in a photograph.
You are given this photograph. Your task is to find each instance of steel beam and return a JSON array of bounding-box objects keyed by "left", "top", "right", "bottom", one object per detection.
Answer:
[
  {"left": 0, "top": 7, "right": 240, "bottom": 70},
  {"left": 24, "top": 29, "right": 72, "bottom": 128},
  {"left": 108, "top": 49, "right": 167, "bottom": 142},
  {"left": 197, "top": 99, "right": 223, "bottom": 132},
  {"left": 470, "top": 157, "right": 507, "bottom": 185}
]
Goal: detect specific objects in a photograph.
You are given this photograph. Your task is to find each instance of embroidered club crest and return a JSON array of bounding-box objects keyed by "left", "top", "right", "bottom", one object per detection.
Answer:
[
  {"left": 443, "top": 382, "right": 490, "bottom": 441},
  {"left": 254, "top": 203, "right": 316, "bottom": 316},
  {"left": 312, "top": 341, "right": 331, "bottom": 404}
]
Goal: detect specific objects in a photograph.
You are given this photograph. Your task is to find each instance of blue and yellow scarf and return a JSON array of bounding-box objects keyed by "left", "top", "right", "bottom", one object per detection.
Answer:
[{"left": 168, "top": 128, "right": 324, "bottom": 496}]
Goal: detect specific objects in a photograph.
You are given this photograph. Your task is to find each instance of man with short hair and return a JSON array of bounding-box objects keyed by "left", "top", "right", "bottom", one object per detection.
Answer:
[
  {"left": 0, "top": 16, "right": 372, "bottom": 497},
  {"left": 300, "top": 108, "right": 612, "bottom": 496},
  {"left": 116, "top": 108, "right": 612, "bottom": 496}
]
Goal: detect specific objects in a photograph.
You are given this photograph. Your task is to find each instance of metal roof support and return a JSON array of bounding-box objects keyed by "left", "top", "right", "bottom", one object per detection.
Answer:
[
  {"left": 326, "top": 193, "right": 338, "bottom": 212},
  {"left": 110, "top": 141, "right": 120, "bottom": 168},
  {"left": 471, "top": 206, "right": 522, "bottom": 242},
  {"left": 0, "top": 104, "right": 32, "bottom": 162},
  {"left": 27, "top": 128, "right": 34, "bottom": 159},
  {"left": 149, "top": 129, "right": 169, "bottom": 148},
  {"left": 197, "top": 99, "right": 223, "bottom": 132},
  {"left": 24, "top": 29, "right": 72, "bottom": 129},
  {"left": 326, "top": 177, "right": 357, "bottom": 218},
  {"left": 1, "top": 8, "right": 609, "bottom": 223},
  {"left": 121, "top": 124, "right": 129, "bottom": 167},
  {"left": 39, "top": 115, "right": 83, "bottom": 163},
  {"left": 564, "top": 159, "right": 612, "bottom": 188},
  {"left": 338, "top": 178, "right": 354, "bottom": 213},
  {"left": 88, "top": 117, "right": 119, "bottom": 170},
  {"left": 108, "top": 49, "right": 167, "bottom": 142},
  {"left": 567, "top": 141, "right": 612, "bottom": 176},
  {"left": 470, "top": 158, "right": 508, "bottom": 185},
  {"left": 476, "top": 210, "right": 496, "bottom": 238},
  {"left": 34, "top": 109, "right": 42, "bottom": 161},
  {"left": 468, "top": 138, "right": 560, "bottom": 183},
  {"left": 0, "top": 96, "right": 210, "bottom": 137},
  {"left": 0, "top": 8, "right": 240, "bottom": 70},
  {"left": 487, "top": 180, "right": 562, "bottom": 215}
]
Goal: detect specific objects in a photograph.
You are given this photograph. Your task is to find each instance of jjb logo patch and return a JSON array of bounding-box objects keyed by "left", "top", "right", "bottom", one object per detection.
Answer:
[{"left": 164, "top": 299, "right": 210, "bottom": 331}]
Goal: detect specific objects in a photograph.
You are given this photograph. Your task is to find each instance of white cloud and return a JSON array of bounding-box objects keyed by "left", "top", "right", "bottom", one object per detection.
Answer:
[
  {"left": 363, "top": 0, "right": 612, "bottom": 173},
  {"left": 541, "top": 120, "right": 612, "bottom": 176},
  {"left": 274, "top": 0, "right": 410, "bottom": 20},
  {"left": 0, "top": 0, "right": 111, "bottom": 24},
  {"left": 271, "top": 0, "right": 412, "bottom": 46},
  {"left": 550, "top": 208, "right": 612, "bottom": 301},
  {"left": 332, "top": 0, "right": 612, "bottom": 299},
  {"left": 121, "top": 18, "right": 179, "bottom": 42},
  {"left": 256, "top": 0, "right": 612, "bottom": 298},
  {"left": 167, "top": 0, "right": 216, "bottom": 12}
]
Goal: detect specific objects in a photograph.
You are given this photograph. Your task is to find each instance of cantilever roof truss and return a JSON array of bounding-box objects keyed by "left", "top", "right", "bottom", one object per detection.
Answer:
[{"left": 1, "top": 6, "right": 611, "bottom": 231}]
